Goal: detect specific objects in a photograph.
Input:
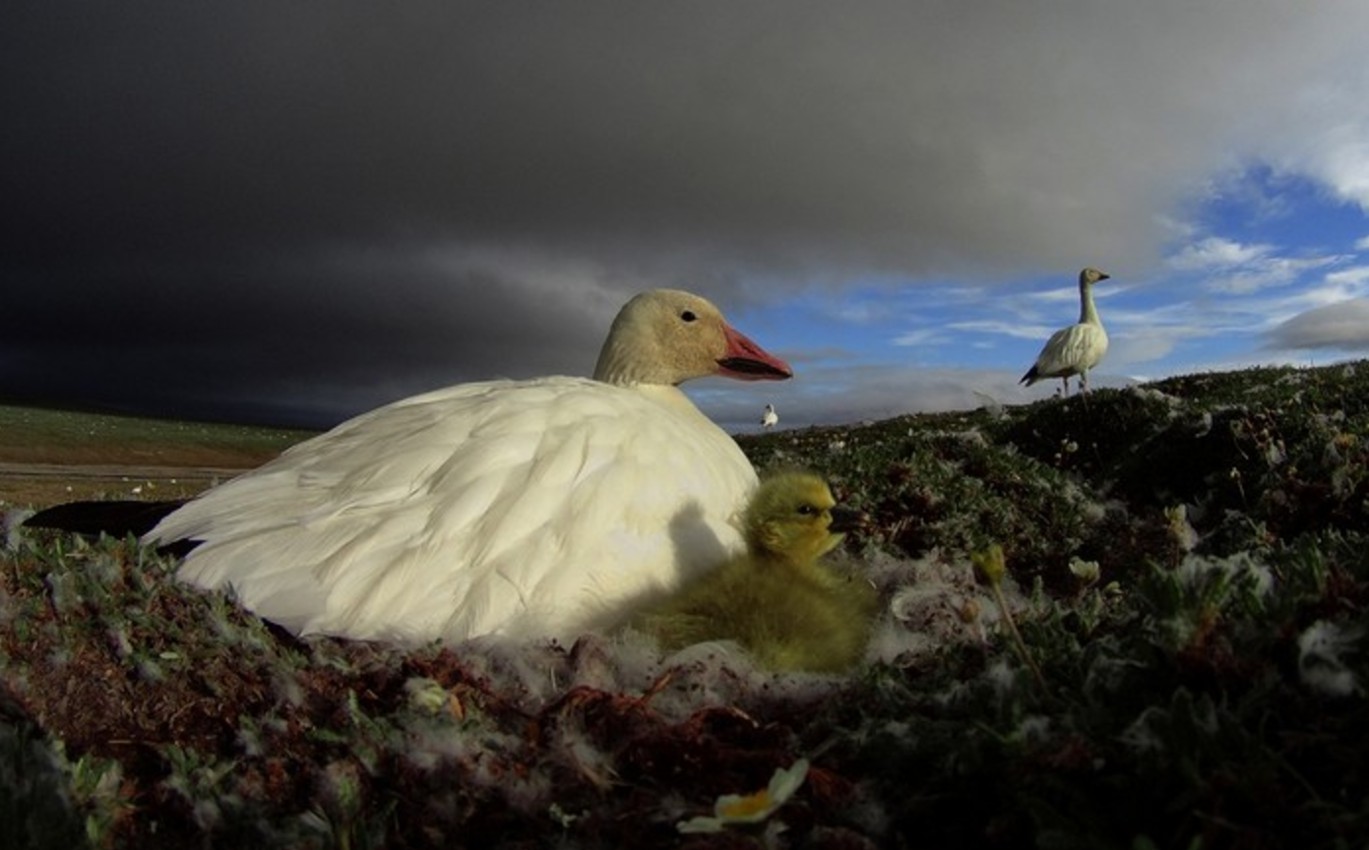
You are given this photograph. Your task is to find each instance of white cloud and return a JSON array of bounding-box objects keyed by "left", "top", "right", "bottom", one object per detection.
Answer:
[
  {"left": 1267, "top": 298, "right": 1369, "bottom": 350},
  {"left": 1257, "top": 265, "right": 1369, "bottom": 323},
  {"left": 1107, "top": 333, "right": 1181, "bottom": 366},
  {"left": 891, "top": 328, "right": 949, "bottom": 347},
  {"left": 1163, "top": 231, "right": 1346, "bottom": 296},
  {"left": 1325, "top": 138, "right": 1369, "bottom": 206},
  {"left": 1204, "top": 254, "right": 1345, "bottom": 295},
  {"left": 946, "top": 320, "right": 1054, "bottom": 341},
  {"left": 1325, "top": 265, "right": 1369, "bottom": 288},
  {"left": 837, "top": 303, "right": 886, "bottom": 325},
  {"left": 1276, "top": 117, "right": 1369, "bottom": 212},
  {"left": 1168, "top": 237, "right": 1271, "bottom": 271},
  {"left": 1031, "top": 286, "right": 1089, "bottom": 305}
]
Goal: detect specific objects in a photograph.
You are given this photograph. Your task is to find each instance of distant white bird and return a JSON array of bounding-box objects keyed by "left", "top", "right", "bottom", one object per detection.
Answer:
[
  {"left": 1019, "top": 267, "right": 1111, "bottom": 395},
  {"left": 761, "top": 403, "right": 779, "bottom": 429},
  {"left": 145, "top": 290, "right": 793, "bottom": 645}
]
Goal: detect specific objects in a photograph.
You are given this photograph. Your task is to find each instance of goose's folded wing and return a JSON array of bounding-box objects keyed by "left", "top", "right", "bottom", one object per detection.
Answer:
[
  {"left": 148, "top": 377, "right": 756, "bottom": 643},
  {"left": 1051, "top": 323, "right": 1108, "bottom": 371}
]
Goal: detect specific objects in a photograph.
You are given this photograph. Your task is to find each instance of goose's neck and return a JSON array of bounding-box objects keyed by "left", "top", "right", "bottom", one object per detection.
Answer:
[
  {"left": 594, "top": 348, "right": 648, "bottom": 385},
  {"left": 632, "top": 383, "right": 705, "bottom": 416},
  {"left": 593, "top": 337, "right": 677, "bottom": 386},
  {"left": 1078, "top": 283, "right": 1103, "bottom": 326}
]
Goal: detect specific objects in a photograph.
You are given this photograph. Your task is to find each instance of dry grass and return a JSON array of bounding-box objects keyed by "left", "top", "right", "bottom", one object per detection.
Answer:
[{"left": 0, "top": 404, "right": 312, "bottom": 508}]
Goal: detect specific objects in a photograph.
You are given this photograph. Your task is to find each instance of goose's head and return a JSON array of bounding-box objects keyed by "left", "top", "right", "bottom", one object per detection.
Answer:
[
  {"left": 593, "top": 289, "right": 793, "bottom": 386},
  {"left": 1080, "top": 268, "right": 1111, "bottom": 287},
  {"left": 745, "top": 471, "right": 855, "bottom": 566}
]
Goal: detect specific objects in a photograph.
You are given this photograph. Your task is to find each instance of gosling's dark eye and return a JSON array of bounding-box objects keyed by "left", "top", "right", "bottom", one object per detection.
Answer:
[
  {"left": 680, "top": 310, "right": 697, "bottom": 322},
  {"left": 796, "top": 504, "right": 816, "bottom": 516}
]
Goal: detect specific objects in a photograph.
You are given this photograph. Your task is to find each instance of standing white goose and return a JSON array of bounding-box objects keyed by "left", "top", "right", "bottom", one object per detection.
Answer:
[
  {"left": 144, "top": 289, "right": 793, "bottom": 645},
  {"left": 1019, "top": 267, "right": 1110, "bottom": 396},
  {"left": 761, "top": 403, "right": 779, "bottom": 429}
]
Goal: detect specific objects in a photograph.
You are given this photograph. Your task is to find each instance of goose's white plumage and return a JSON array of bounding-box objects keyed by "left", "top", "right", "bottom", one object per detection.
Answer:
[
  {"left": 761, "top": 403, "right": 779, "bottom": 429},
  {"left": 145, "top": 290, "right": 792, "bottom": 644},
  {"left": 1020, "top": 267, "right": 1110, "bottom": 395}
]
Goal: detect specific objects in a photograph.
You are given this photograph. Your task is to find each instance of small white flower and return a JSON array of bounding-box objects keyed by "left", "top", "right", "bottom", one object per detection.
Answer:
[
  {"left": 1298, "top": 620, "right": 1362, "bottom": 697},
  {"left": 1068, "top": 557, "right": 1100, "bottom": 586},
  {"left": 1164, "top": 505, "right": 1199, "bottom": 552},
  {"left": 677, "top": 758, "right": 809, "bottom": 834},
  {"left": 548, "top": 802, "right": 581, "bottom": 828}
]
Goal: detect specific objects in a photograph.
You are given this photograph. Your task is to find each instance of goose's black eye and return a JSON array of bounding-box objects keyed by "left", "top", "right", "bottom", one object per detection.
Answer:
[
  {"left": 797, "top": 504, "right": 816, "bottom": 516},
  {"left": 680, "top": 310, "right": 697, "bottom": 322}
]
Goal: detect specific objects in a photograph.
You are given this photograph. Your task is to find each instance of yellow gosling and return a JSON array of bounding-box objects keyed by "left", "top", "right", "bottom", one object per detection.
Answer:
[{"left": 628, "top": 471, "right": 876, "bottom": 673}]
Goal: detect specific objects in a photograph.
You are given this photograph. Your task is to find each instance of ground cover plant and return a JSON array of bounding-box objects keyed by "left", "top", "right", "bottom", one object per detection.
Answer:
[{"left": 2, "top": 361, "right": 1368, "bottom": 848}]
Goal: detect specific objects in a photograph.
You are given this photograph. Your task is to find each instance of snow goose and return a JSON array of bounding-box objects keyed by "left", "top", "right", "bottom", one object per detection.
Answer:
[
  {"left": 144, "top": 289, "right": 792, "bottom": 644},
  {"left": 761, "top": 403, "right": 779, "bottom": 429},
  {"left": 626, "top": 471, "right": 876, "bottom": 673},
  {"left": 1019, "top": 267, "right": 1110, "bottom": 395}
]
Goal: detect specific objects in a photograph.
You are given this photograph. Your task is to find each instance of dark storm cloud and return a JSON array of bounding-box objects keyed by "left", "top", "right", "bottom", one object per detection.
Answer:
[
  {"left": 2, "top": 1, "right": 1198, "bottom": 268},
  {"left": 2, "top": 1, "right": 1367, "bottom": 424},
  {"left": 1, "top": 246, "right": 618, "bottom": 424}
]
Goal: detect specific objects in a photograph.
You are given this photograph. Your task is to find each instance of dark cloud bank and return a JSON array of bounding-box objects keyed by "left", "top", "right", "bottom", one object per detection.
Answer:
[{"left": 2, "top": 2, "right": 1363, "bottom": 425}]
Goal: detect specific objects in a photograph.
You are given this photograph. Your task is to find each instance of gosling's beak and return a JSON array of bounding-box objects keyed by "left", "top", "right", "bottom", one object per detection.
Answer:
[{"left": 828, "top": 506, "right": 867, "bottom": 534}]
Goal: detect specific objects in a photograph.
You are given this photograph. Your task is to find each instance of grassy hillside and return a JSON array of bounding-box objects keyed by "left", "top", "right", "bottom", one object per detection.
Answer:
[
  {"left": 2, "top": 361, "right": 1368, "bottom": 848},
  {"left": 0, "top": 405, "right": 315, "bottom": 507},
  {"left": 0, "top": 404, "right": 312, "bottom": 468}
]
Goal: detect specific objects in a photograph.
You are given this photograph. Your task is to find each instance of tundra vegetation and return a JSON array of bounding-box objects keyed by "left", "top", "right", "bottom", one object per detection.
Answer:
[{"left": 3, "top": 361, "right": 1368, "bottom": 848}]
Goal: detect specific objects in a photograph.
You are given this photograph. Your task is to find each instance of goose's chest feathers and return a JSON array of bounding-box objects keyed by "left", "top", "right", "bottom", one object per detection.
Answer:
[{"left": 156, "top": 377, "right": 757, "bottom": 644}]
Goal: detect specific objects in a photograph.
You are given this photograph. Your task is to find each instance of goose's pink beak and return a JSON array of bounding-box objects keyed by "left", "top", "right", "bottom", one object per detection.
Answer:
[{"left": 717, "top": 325, "right": 793, "bottom": 381}]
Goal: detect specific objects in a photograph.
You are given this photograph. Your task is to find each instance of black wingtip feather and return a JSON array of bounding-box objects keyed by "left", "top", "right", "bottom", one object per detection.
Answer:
[{"left": 25, "top": 499, "right": 185, "bottom": 540}]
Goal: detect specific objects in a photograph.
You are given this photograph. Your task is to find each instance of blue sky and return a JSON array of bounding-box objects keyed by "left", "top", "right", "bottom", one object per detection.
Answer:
[
  {"left": 5, "top": 3, "right": 1369, "bottom": 430},
  {"left": 699, "top": 168, "right": 1369, "bottom": 430}
]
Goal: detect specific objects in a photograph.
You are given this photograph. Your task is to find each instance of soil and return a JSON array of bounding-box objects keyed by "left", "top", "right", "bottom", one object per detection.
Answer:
[{"left": 0, "top": 446, "right": 277, "bottom": 509}]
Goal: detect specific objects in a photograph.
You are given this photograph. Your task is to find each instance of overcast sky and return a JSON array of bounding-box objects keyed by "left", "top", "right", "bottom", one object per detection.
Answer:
[{"left": 5, "top": 1, "right": 1369, "bottom": 430}]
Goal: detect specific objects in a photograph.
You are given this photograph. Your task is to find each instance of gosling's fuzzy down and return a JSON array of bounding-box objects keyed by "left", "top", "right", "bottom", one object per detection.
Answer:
[{"left": 627, "top": 471, "right": 876, "bottom": 673}]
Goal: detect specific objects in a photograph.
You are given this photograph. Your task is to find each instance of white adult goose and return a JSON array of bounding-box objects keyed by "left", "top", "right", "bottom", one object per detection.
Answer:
[
  {"left": 761, "top": 403, "right": 779, "bottom": 429},
  {"left": 144, "top": 289, "right": 793, "bottom": 644},
  {"left": 1019, "top": 267, "right": 1110, "bottom": 395}
]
